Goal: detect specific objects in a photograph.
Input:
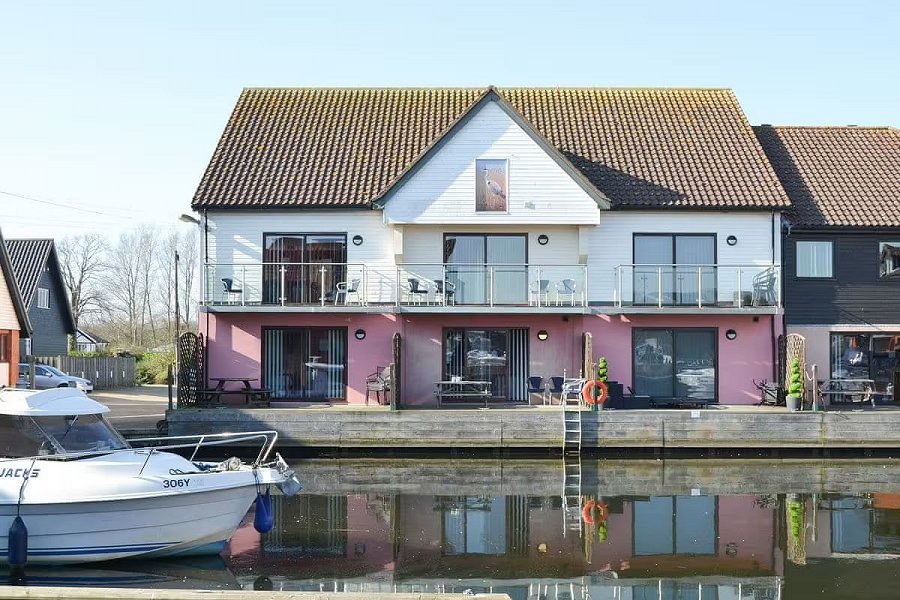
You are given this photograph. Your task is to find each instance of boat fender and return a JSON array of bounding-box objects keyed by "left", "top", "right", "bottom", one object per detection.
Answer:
[
  {"left": 8, "top": 516, "right": 28, "bottom": 568},
  {"left": 254, "top": 488, "right": 274, "bottom": 533}
]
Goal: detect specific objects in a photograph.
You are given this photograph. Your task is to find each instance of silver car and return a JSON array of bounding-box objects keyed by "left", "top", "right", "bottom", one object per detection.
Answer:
[{"left": 17, "top": 363, "right": 94, "bottom": 393}]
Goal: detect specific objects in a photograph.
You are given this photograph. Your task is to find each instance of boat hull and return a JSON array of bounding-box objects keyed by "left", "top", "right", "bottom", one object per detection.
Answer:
[{"left": 0, "top": 485, "right": 259, "bottom": 565}]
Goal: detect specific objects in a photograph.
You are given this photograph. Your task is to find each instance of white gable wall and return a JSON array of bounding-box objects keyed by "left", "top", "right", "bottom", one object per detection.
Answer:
[
  {"left": 382, "top": 101, "right": 602, "bottom": 225},
  {"left": 0, "top": 268, "right": 20, "bottom": 330}
]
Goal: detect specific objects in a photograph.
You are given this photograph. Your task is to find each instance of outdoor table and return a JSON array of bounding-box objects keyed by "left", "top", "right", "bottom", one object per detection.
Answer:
[
  {"left": 434, "top": 380, "right": 492, "bottom": 408},
  {"left": 205, "top": 377, "right": 271, "bottom": 407},
  {"left": 818, "top": 378, "right": 876, "bottom": 409}
]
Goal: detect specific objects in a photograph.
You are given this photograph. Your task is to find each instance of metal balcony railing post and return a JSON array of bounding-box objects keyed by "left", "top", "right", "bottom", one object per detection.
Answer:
[
  {"left": 657, "top": 267, "right": 663, "bottom": 308},
  {"left": 320, "top": 266, "right": 326, "bottom": 306},
  {"left": 617, "top": 266, "right": 623, "bottom": 307},
  {"left": 489, "top": 266, "right": 494, "bottom": 307},
  {"left": 776, "top": 266, "right": 782, "bottom": 307},
  {"left": 441, "top": 264, "right": 447, "bottom": 306},
  {"left": 396, "top": 266, "right": 401, "bottom": 307},
  {"left": 536, "top": 266, "right": 543, "bottom": 306},
  {"left": 279, "top": 265, "right": 285, "bottom": 306},
  {"left": 241, "top": 265, "right": 246, "bottom": 306},
  {"left": 737, "top": 267, "right": 743, "bottom": 308},
  {"left": 582, "top": 265, "right": 588, "bottom": 307},
  {"left": 698, "top": 266, "right": 702, "bottom": 308}
]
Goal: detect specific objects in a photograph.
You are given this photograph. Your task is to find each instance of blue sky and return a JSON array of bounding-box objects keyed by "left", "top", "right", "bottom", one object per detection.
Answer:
[{"left": 1, "top": 0, "right": 898, "bottom": 240}]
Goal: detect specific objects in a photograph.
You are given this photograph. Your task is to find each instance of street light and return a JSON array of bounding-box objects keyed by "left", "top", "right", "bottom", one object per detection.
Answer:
[{"left": 179, "top": 213, "right": 201, "bottom": 225}]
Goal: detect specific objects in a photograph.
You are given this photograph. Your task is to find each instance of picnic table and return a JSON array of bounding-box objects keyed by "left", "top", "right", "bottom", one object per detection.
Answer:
[
  {"left": 434, "top": 380, "right": 492, "bottom": 408},
  {"left": 817, "top": 378, "right": 875, "bottom": 409},
  {"left": 197, "top": 377, "right": 271, "bottom": 407}
]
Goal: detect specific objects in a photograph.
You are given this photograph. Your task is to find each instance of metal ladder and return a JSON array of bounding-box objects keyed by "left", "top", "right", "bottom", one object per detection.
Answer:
[{"left": 562, "top": 392, "right": 583, "bottom": 537}]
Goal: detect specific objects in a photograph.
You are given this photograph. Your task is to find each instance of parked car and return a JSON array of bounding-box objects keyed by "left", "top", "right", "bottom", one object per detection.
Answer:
[{"left": 17, "top": 363, "right": 94, "bottom": 393}]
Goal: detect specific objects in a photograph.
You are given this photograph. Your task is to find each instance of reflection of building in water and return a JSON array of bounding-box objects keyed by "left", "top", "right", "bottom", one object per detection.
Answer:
[{"left": 226, "top": 493, "right": 781, "bottom": 598}]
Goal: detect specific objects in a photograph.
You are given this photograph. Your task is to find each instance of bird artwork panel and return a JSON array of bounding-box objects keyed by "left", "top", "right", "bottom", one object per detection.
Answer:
[{"left": 475, "top": 158, "right": 508, "bottom": 212}]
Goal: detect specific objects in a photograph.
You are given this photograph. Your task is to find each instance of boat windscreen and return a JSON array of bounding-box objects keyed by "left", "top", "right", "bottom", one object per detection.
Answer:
[
  {"left": 0, "top": 414, "right": 51, "bottom": 458},
  {"left": 33, "top": 414, "right": 130, "bottom": 454}
]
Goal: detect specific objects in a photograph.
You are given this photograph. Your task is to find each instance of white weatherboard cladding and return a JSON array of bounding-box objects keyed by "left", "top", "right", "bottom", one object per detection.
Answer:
[
  {"left": 587, "top": 211, "right": 780, "bottom": 304},
  {"left": 207, "top": 211, "right": 395, "bottom": 304},
  {"left": 382, "top": 101, "right": 602, "bottom": 225},
  {"left": 0, "top": 267, "right": 19, "bottom": 330}
]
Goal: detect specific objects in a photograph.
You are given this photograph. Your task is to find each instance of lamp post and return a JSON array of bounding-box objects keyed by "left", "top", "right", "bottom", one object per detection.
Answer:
[{"left": 179, "top": 213, "right": 206, "bottom": 393}]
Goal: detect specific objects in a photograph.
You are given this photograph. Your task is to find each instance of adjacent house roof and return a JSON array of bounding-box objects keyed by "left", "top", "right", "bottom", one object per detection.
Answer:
[
  {"left": 193, "top": 87, "right": 790, "bottom": 211},
  {"left": 0, "top": 229, "right": 31, "bottom": 335},
  {"left": 76, "top": 328, "right": 108, "bottom": 345},
  {"left": 4, "top": 238, "right": 76, "bottom": 333},
  {"left": 754, "top": 125, "right": 900, "bottom": 229}
]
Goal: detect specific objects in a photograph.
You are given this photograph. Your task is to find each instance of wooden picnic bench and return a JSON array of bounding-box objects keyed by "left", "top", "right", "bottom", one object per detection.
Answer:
[
  {"left": 196, "top": 377, "right": 272, "bottom": 408},
  {"left": 817, "top": 378, "right": 875, "bottom": 409}
]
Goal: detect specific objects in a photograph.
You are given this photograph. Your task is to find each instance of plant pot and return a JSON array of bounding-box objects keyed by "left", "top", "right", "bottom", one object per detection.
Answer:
[{"left": 786, "top": 394, "right": 801, "bottom": 412}]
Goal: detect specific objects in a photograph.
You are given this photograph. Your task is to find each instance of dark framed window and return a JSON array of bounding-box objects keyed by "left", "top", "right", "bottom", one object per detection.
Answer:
[
  {"left": 443, "top": 233, "right": 527, "bottom": 304},
  {"left": 443, "top": 328, "right": 529, "bottom": 401},
  {"left": 878, "top": 242, "right": 900, "bottom": 279},
  {"left": 262, "top": 233, "right": 347, "bottom": 304},
  {"left": 633, "top": 495, "right": 718, "bottom": 555},
  {"left": 633, "top": 234, "right": 716, "bottom": 305},
  {"left": 830, "top": 332, "right": 900, "bottom": 393},
  {"left": 795, "top": 240, "right": 833, "bottom": 278},
  {"left": 0, "top": 332, "right": 9, "bottom": 362},
  {"left": 632, "top": 328, "right": 717, "bottom": 403},
  {"left": 262, "top": 327, "right": 347, "bottom": 400}
]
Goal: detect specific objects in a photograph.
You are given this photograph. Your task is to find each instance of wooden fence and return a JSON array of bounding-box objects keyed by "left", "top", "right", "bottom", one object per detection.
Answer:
[{"left": 32, "top": 356, "right": 136, "bottom": 389}]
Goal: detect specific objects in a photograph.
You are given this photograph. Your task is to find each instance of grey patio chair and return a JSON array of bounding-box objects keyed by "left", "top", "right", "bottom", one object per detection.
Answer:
[
  {"left": 555, "top": 278, "right": 578, "bottom": 306},
  {"left": 221, "top": 278, "right": 243, "bottom": 304},
  {"left": 529, "top": 279, "right": 550, "bottom": 306},
  {"left": 334, "top": 277, "right": 361, "bottom": 305},
  {"left": 407, "top": 278, "right": 430, "bottom": 304}
]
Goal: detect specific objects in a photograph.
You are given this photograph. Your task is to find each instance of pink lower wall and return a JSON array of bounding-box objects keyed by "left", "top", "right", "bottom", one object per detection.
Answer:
[
  {"left": 584, "top": 314, "right": 778, "bottom": 405},
  {"left": 200, "top": 311, "right": 779, "bottom": 406}
]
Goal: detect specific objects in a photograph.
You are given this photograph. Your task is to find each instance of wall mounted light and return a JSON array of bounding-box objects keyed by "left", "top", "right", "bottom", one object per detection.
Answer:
[
  {"left": 354, "top": 542, "right": 366, "bottom": 556},
  {"left": 725, "top": 542, "right": 738, "bottom": 557},
  {"left": 537, "top": 234, "right": 549, "bottom": 246},
  {"left": 352, "top": 234, "right": 364, "bottom": 246},
  {"left": 726, "top": 235, "right": 738, "bottom": 246},
  {"left": 354, "top": 328, "right": 366, "bottom": 340},
  {"left": 537, "top": 330, "right": 549, "bottom": 341},
  {"left": 725, "top": 329, "right": 737, "bottom": 340}
]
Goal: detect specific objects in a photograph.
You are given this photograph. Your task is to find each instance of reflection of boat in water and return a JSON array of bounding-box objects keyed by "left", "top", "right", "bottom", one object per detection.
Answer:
[
  {"left": 0, "top": 388, "right": 300, "bottom": 565},
  {"left": 1, "top": 558, "right": 239, "bottom": 589},
  {"left": 465, "top": 350, "right": 506, "bottom": 367}
]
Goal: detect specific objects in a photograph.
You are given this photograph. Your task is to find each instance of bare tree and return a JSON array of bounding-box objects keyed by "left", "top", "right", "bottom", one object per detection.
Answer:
[
  {"left": 58, "top": 233, "right": 107, "bottom": 332},
  {"left": 178, "top": 230, "right": 198, "bottom": 328}
]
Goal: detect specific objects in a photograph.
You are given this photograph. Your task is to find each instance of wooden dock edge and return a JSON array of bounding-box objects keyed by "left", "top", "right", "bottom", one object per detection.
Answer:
[
  {"left": 166, "top": 407, "right": 900, "bottom": 449},
  {"left": 0, "top": 587, "right": 510, "bottom": 600}
]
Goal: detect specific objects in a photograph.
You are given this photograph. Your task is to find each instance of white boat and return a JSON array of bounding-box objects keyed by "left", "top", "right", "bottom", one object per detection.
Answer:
[{"left": 0, "top": 387, "right": 300, "bottom": 566}]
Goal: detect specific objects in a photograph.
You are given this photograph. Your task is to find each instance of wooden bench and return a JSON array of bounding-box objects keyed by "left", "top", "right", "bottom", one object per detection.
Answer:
[
  {"left": 195, "top": 389, "right": 226, "bottom": 407},
  {"left": 243, "top": 388, "right": 272, "bottom": 407}
]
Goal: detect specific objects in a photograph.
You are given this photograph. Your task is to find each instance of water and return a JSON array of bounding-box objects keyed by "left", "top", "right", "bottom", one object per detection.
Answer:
[{"left": 5, "top": 458, "right": 900, "bottom": 599}]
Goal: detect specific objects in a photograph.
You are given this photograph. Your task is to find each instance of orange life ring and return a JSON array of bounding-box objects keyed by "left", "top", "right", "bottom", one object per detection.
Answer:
[
  {"left": 581, "top": 380, "right": 609, "bottom": 406},
  {"left": 582, "top": 500, "right": 608, "bottom": 525}
]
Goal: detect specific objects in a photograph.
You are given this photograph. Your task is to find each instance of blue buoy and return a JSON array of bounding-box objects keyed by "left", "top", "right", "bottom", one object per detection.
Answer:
[
  {"left": 253, "top": 489, "right": 273, "bottom": 533},
  {"left": 8, "top": 516, "right": 28, "bottom": 568}
]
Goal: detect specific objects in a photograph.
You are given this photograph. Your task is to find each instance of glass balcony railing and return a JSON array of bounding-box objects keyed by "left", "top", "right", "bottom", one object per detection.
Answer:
[{"left": 613, "top": 264, "right": 781, "bottom": 308}]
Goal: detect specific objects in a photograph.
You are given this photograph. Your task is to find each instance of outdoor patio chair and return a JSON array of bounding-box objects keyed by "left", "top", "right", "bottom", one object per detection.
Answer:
[
  {"left": 527, "top": 376, "right": 547, "bottom": 405},
  {"left": 407, "top": 278, "right": 430, "bottom": 304},
  {"left": 365, "top": 366, "right": 392, "bottom": 405},
  {"left": 548, "top": 376, "right": 565, "bottom": 404},
  {"left": 221, "top": 278, "right": 243, "bottom": 304},
  {"left": 555, "top": 279, "right": 578, "bottom": 306},
  {"left": 434, "top": 280, "right": 456, "bottom": 305},
  {"left": 334, "top": 277, "right": 361, "bottom": 305},
  {"left": 529, "top": 279, "right": 551, "bottom": 306},
  {"left": 751, "top": 268, "right": 777, "bottom": 306},
  {"left": 561, "top": 379, "right": 586, "bottom": 405}
]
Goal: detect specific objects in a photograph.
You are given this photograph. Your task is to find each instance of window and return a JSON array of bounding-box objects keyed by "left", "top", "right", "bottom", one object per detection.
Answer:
[
  {"left": 879, "top": 242, "right": 900, "bottom": 278},
  {"left": 633, "top": 328, "right": 717, "bottom": 403},
  {"left": 36, "top": 287, "right": 50, "bottom": 309},
  {"left": 830, "top": 333, "right": 900, "bottom": 393},
  {"left": 444, "top": 233, "right": 527, "bottom": 304},
  {"left": 796, "top": 241, "right": 833, "bottom": 278},
  {"left": 0, "top": 332, "right": 9, "bottom": 362},
  {"left": 444, "top": 328, "right": 530, "bottom": 401},
  {"left": 263, "top": 327, "right": 346, "bottom": 400},
  {"left": 261, "top": 233, "right": 347, "bottom": 304},
  {"left": 633, "top": 234, "right": 716, "bottom": 305}
]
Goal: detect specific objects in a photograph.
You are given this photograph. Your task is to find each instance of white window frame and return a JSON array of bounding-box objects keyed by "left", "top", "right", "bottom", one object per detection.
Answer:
[
  {"left": 36, "top": 287, "right": 50, "bottom": 309},
  {"left": 878, "top": 241, "right": 900, "bottom": 279},
  {"left": 796, "top": 241, "right": 833, "bottom": 278}
]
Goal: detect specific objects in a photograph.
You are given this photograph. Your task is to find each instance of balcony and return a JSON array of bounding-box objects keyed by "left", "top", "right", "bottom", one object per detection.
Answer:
[
  {"left": 612, "top": 264, "right": 781, "bottom": 310},
  {"left": 203, "top": 262, "right": 588, "bottom": 311}
]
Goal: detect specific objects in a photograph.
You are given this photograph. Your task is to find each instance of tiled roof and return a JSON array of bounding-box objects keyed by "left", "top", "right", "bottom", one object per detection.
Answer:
[
  {"left": 754, "top": 126, "right": 900, "bottom": 228},
  {"left": 5, "top": 238, "right": 53, "bottom": 306},
  {"left": 193, "top": 87, "right": 790, "bottom": 211}
]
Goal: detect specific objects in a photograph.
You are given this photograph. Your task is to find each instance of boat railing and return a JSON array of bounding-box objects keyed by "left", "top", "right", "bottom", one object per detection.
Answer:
[
  {"left": 127, "top": 430, "right": 280, "bottom": 467},
  {"left": 2, "top": 430, "right": 280, "bottom": 470}
]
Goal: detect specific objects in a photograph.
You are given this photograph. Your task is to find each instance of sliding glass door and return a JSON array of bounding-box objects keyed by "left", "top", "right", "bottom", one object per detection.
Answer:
[
  {"left": 443, "top": 328, "right": 529, "bottom": 401},
  {"left": 444, "top": 234, "right": 527, "bottom": 305},
  {"left": 263, "top": 327, "right": 346, "bottom": 400},
  {"left": 633, "top": 234, "right": 716, "bottom": 305},
  {"left": 263, "top": 234, "right": 346, "bottom": 304},
  {"left": 633, "top": 328, "right": 717, "bottom": 402}
]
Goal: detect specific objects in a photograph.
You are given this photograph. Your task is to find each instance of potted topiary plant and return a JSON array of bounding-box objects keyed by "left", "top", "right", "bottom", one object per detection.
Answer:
[{"left": 786, "top": 358, "right": 803, "bottom": 412}]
